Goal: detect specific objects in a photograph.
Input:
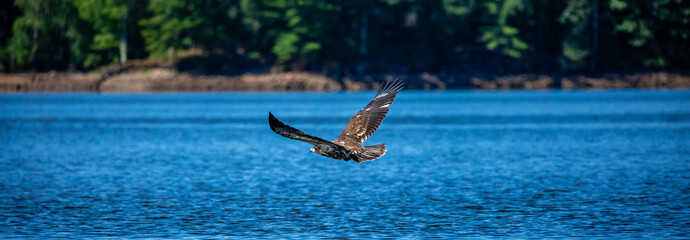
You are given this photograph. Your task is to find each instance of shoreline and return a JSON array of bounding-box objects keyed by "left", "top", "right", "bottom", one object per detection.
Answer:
[{"left": 1, "top": 68, "right": 689, "bottom": 92}]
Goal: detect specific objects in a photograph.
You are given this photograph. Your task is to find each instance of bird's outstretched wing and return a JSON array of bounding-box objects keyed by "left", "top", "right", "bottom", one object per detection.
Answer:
[
  {"left": 268, "top": 112, "right": 337, "bottom": 147},
  {"left": 334, "top": 79, "right": 404, "bottom": 146}
]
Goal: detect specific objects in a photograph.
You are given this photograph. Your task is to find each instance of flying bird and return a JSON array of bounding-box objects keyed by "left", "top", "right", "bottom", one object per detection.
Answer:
[{"left": 268, "top": 79, "right": 404, "bottom": 162}]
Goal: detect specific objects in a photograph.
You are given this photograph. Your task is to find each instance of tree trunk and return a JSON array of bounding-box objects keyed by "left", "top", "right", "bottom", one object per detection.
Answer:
[
  {"left": 29, "top": 0, "right": 39, "bottom": 71},
  {"left": 10, "top": 49, "right": 14, "bottom": 72},
  {"left": 119, "top": 7, "right": 128, "bottom": 63},
  {"left": 360, "top": 10, "right": 368, "bottom": 56},
  {"left": 590, "top": 0, "right": 598, "bottom": 72}
]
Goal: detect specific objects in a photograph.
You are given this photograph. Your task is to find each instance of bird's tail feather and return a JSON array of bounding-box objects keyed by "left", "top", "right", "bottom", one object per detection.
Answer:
[{"left": 354, "top": 143, "right": 387, "bottom": 162}]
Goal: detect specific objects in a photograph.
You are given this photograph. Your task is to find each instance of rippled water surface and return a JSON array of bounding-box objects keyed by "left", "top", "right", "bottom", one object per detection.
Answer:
[{"left": 1, "top": 90, "right": 689, "bottom": 238}]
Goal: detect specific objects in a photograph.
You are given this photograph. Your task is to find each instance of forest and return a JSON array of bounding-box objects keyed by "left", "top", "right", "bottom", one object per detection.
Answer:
[{"left": 1, "top": 0, "right": 689, "bottom": 76}]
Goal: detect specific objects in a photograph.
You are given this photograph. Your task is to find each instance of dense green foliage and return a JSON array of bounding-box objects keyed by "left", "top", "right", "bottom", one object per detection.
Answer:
[{"left": 1, "top": 0, "right": 689, "bottom": 73}]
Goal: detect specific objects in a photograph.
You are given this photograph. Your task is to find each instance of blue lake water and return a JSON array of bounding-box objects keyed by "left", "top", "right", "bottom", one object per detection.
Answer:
[{"left": 1, "top": 90, "right": 689, "bottom": 238}]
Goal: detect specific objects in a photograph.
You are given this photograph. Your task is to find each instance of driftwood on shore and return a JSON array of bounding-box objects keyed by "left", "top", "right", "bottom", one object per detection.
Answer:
[{"left": 1, "top": 67, "right": 689, "bottom": 92}]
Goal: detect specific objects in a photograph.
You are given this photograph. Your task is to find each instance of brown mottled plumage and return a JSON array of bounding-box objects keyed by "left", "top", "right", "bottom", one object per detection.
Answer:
[{"left": 268, "top": 79, "right": 404, "bottom": 162}]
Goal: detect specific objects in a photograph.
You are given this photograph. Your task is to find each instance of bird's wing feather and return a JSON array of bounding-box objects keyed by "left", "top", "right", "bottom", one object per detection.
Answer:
[
  {"left": 269, "top": 112, "right": 338, "bottom": 147},
  {"left": 335, "top": 79, "right": 404, "bottom": 146}
]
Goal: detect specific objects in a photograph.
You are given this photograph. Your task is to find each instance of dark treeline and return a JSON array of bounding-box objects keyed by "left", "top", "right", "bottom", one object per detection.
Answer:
[{"left": 1, "top": 0, "right": 689, "bottom": 75}]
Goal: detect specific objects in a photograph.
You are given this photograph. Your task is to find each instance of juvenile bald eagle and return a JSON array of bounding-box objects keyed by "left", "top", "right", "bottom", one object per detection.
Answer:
[{"left": 268, "top": 79, "right": 404, "bottom": 162}]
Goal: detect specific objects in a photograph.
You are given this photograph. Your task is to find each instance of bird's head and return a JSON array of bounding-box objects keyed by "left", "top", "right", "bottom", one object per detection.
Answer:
[{"left": 309, "top": 147, "right": 316, "bottom": 153}]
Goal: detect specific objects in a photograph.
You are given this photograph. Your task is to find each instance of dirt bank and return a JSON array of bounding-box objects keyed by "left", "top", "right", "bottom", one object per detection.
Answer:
[
  {"left": 1, "top": 68, "right": 689, "bottom": 92},
  {"left": 0, "top": 69, "right": 342, "bottom": 92}
]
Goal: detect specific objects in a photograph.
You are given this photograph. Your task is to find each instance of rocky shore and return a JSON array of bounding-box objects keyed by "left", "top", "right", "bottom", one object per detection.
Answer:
[{"left": 1, "top": 68, "right": 689, "bottom": 92}]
